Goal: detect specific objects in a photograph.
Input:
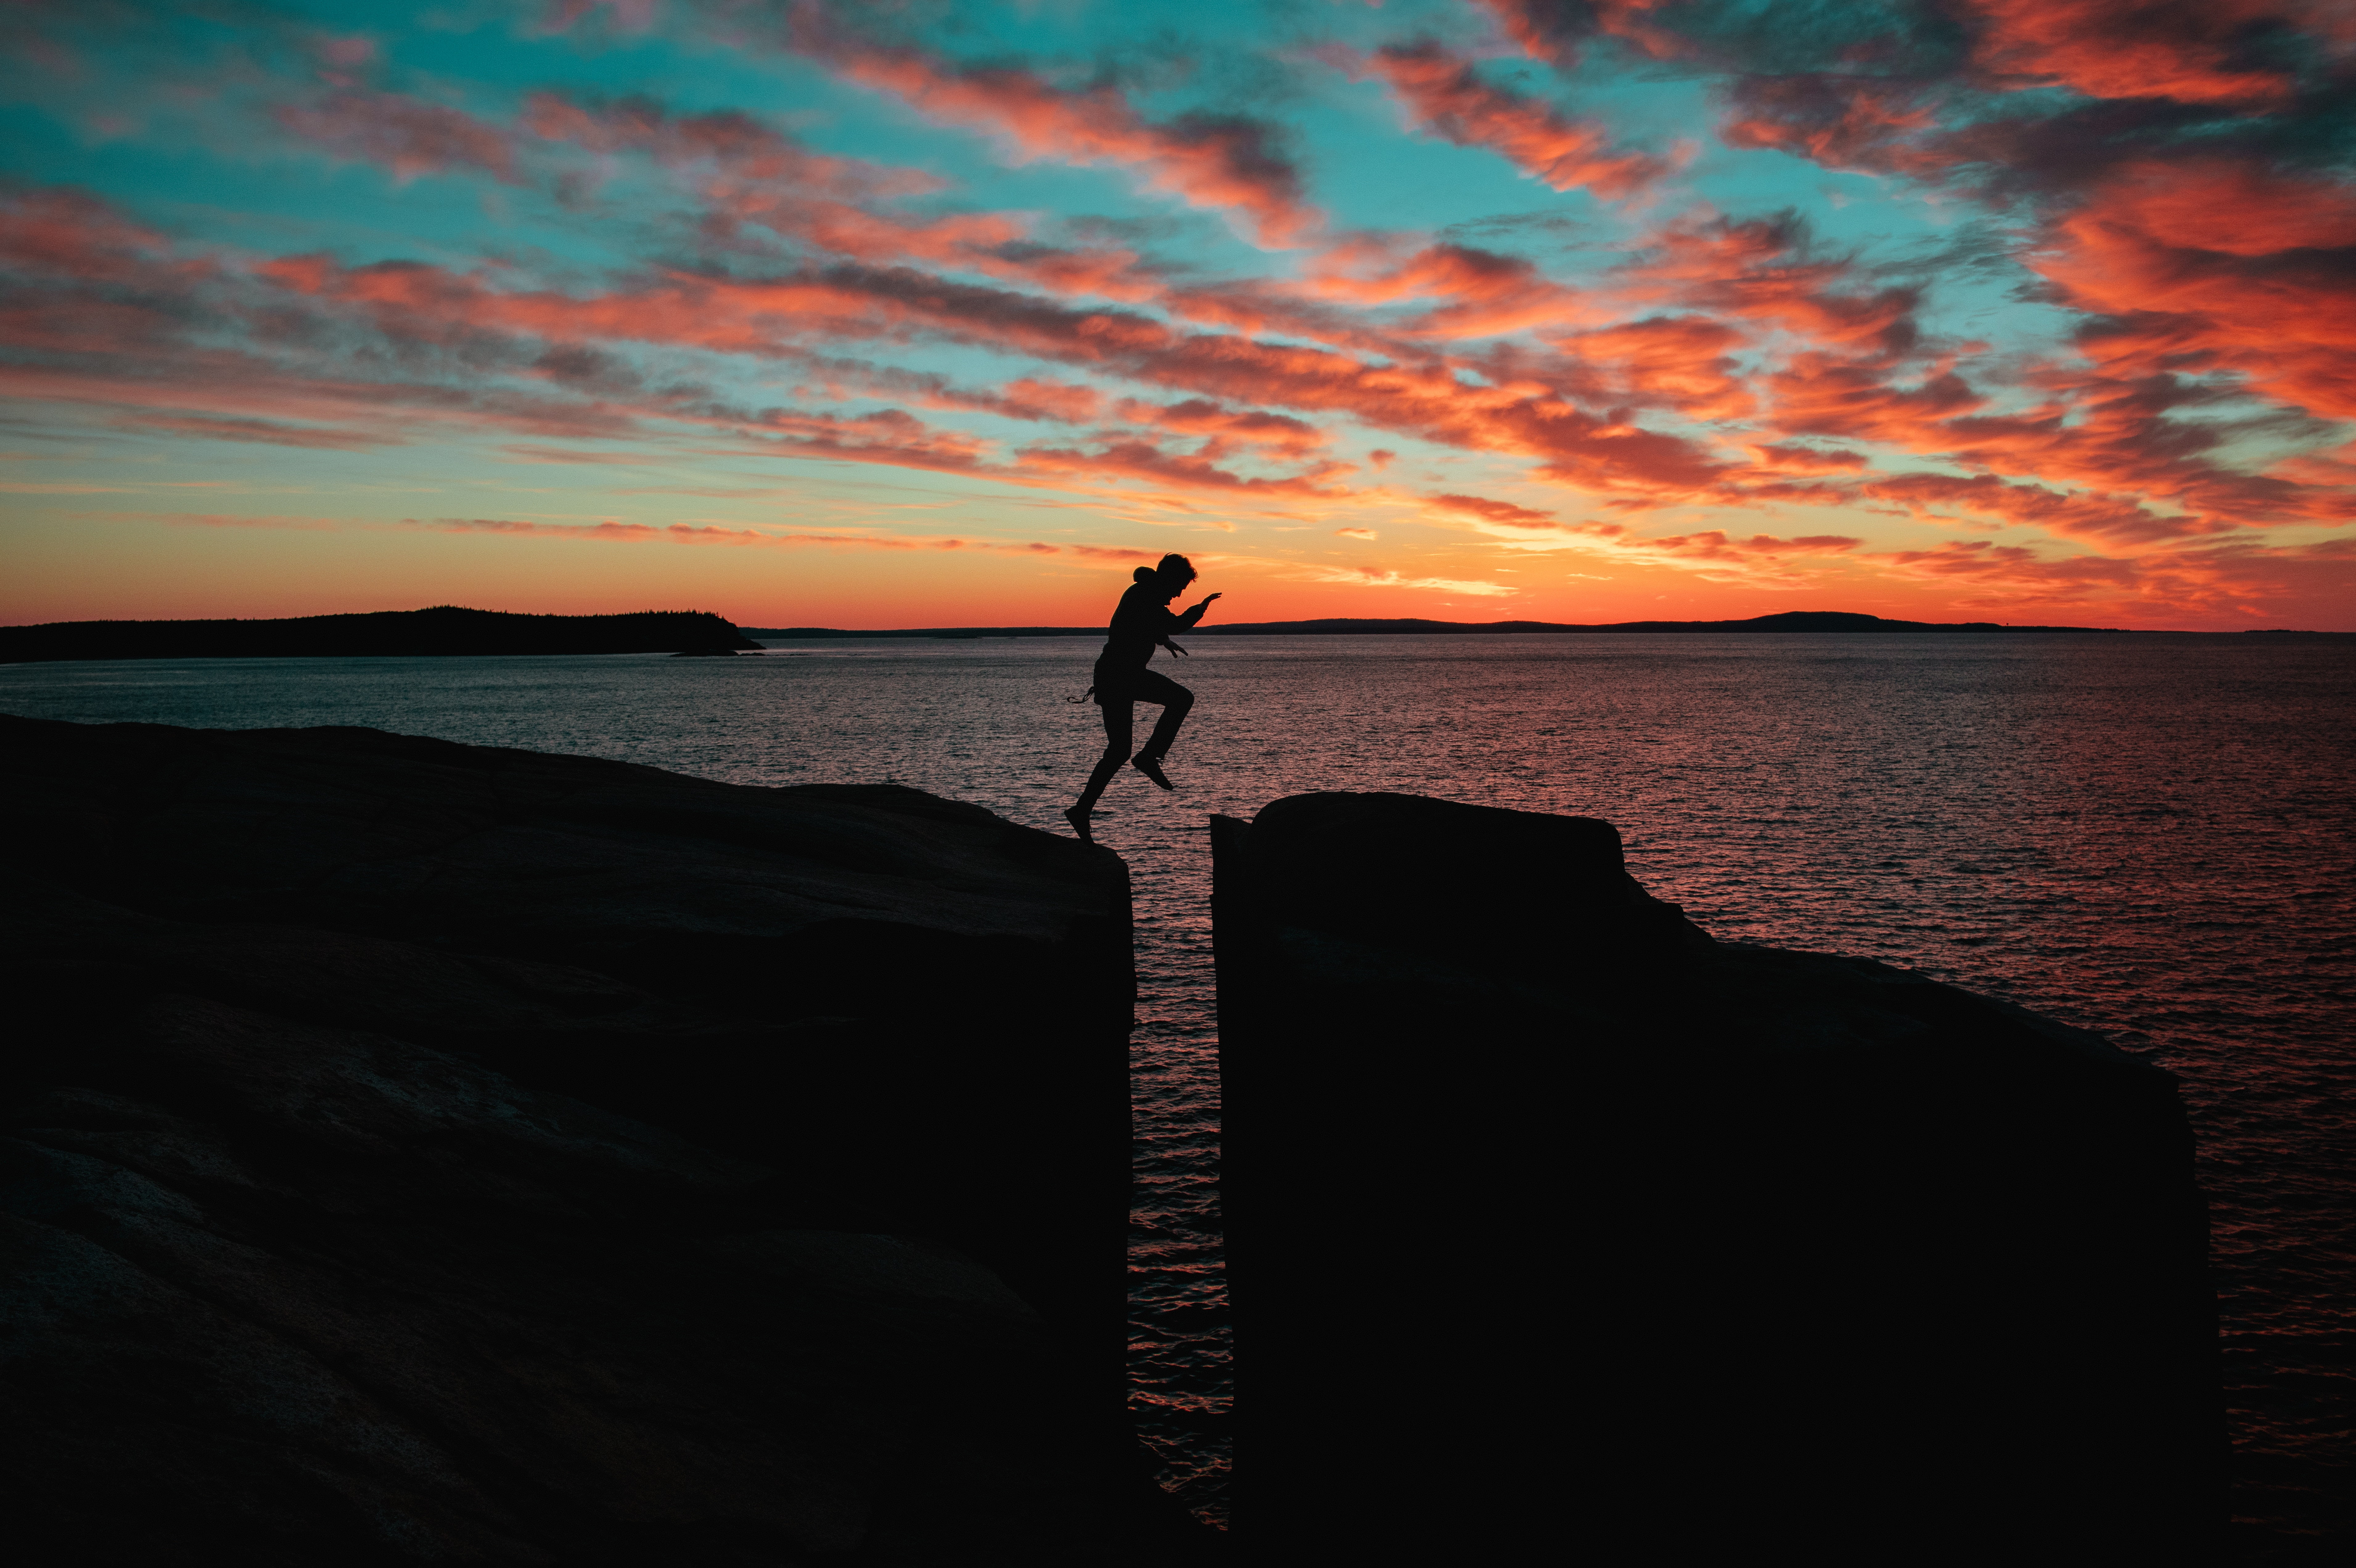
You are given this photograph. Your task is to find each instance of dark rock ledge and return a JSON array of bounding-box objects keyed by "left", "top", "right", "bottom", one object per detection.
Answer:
[
  {"left": 1212, "top": 792, "right": 2222, "bottom": 1564},
  {"left": 0, "top": 715, "right": 1209, "bottom": 1564}
]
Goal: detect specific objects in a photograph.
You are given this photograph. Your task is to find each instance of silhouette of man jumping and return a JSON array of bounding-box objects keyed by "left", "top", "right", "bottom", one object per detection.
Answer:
[{"left": 1065, "top": 553, "right": 1220, "bottom": 842}]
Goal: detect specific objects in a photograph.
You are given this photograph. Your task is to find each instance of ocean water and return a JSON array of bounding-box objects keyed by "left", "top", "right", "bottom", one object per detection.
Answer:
[{"left": 4, "top": 634, "right": 2350, "bottom": 1553}]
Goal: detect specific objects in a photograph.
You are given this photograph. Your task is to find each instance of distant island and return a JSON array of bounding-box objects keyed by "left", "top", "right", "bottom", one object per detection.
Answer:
[
  {"left": 5, "top": 608, "right": 2339, "bottom": 663},
  {"left": 749, "top": 610, "right": 2334, "bottom": 638},
  {"left": 0, "top": 606, "right": 763, "bottom": 663}
]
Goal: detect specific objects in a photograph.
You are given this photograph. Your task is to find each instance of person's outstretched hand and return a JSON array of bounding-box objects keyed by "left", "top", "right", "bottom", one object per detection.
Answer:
[{"left": 1197, "top": 592, "right": 1222, "bottom": 611}]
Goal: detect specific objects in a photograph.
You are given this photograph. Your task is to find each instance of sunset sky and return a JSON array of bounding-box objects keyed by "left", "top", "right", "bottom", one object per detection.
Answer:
[{"left": 4, "top": 0, "right": 2353, "bottom": 630}]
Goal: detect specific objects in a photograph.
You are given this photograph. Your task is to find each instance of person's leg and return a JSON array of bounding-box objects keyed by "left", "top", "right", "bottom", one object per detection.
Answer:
[
  {"left": 1069, "top": 701, "right": 1134, "bottom": 829},
  {"left": 1138, "top": 684, "right": 1193, "bottom": 761},
  {"left": 1131, "top": 673, "right": 1193, "bottom": 788}
]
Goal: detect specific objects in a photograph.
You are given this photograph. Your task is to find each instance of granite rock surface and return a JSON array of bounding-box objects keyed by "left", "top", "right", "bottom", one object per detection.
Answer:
[
  {"left": 1213, "top": 790, "right": 2220, "bottom": 1564},
  {"left": 0, "top": 715, "right": 1196, "bottom": 1564}
]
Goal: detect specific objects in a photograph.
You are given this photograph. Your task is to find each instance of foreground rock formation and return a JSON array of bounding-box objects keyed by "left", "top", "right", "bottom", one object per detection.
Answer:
[
  {"left": 1212, "top": 792, "right": 2221, "bottom": 1563},
  {"left": 0, "top": 715, "right": 1205, "bottom": 1563}
]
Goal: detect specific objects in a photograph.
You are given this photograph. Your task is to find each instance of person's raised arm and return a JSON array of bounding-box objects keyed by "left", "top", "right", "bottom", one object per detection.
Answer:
[{"left": 1172, "top": 591, "right": 1221, "bottom": 630}]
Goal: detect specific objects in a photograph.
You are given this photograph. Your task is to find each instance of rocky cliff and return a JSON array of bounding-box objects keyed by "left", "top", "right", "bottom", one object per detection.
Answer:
[
  {"left": 1212, "top": 791, "right": 2221, "bottom": 1563},
  {"left": 0, "top": 715, "right": 1200, "bottom": 1563}
]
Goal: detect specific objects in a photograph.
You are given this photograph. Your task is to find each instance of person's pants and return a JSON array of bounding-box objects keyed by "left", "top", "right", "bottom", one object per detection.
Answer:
[{"left": 1077, "top": 670, "right": 1192, "bottom": 811}]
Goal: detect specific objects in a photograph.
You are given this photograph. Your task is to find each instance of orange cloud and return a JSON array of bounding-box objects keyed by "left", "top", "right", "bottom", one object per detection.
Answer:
[
  {"left": 521, "top": 91, "right": 1169, "bottom": 301},
  {"left": 1000, "top": 378, "right": 1103, "bottom": 424},
  {"left": 1424, "top": 492, "right": 1560, "bottom": 527},
  {"left": 1302, "top": 241, "right": 1601, "bottom": 341},
  {"left": 1112, "top": 398, "right": 1329, "bottom": 459},
  {"left": 1637, "top": 529, "right": 1863, "bottom": 560},
  {"left": 1014, "top": 440, "right": 1350, "bottom": 503},
  {"left": 1880, "top": 538, "right": 2138, "bottom": 588},
  {"left": 10, "top": 163, "right": 2344, "bottom": 566},
  {"left": 1614, "top": 210, "right": 1924, "bottom": 359},
  {"left": 1719, "top": 77, "right": 1953, "bottom": 178},
  {"left": 1963, "top": 0, "right": 2308, "bottom": 109},
  {"left": 2032, "top": 159, "right": 2356, "bottom": 422},
  {"left": 1746, "top": 442, "right": 1866, "bottom": 473},
  {"left": 789, "top": 10, "right": 1320, "bottom": 248},
  {"left": 1543, "top": 314, "right": 1755, "bottom": 419},
  {"left": 1472, "top": 0, "right": 1694, "bottom": 68},
  {"left": 403, "top": 517, "right": 1158, "bottom": 560},
  {"left": 1764, "top": 354, "right": 1984, "bottom": 445},
  {"left": 1299, "top": 564, "right": 1518, "bottom": 595},
  {"left": 1368, "top": 40, "right": 1669, "bottom": 201},
  {"left": 521, "top": 91, "right": 934, "bottom": 201},
  {"left": 1864, "top": 533, "right": 2356, "bottom": 622},
  {"left": 251, "top": 244, "right": 1738, "bottom": 503},
  {"left": 1861, "top": 471, "right": 2219, "bottom": 544},
  {"left": 0, "top": 187, "right": 207, "bottom": 291}
]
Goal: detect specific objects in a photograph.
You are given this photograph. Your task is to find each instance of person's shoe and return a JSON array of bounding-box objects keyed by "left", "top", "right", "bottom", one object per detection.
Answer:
[
  {"left": 1063, "top": 805, "right": 1094, "bottom": 843},
  {"left": 1131, "top": 755, "right": 1174, "bottom": 790}
]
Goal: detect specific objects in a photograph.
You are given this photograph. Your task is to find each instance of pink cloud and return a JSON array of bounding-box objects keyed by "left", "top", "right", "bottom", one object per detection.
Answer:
[
  {"left": 1746, "top": 442, "right": 1867, "bottom": 473},
  {"left": 788, "top": 10, "right": 1321, "bottom": 248},
  {"left": 9, "top": 158, "right": 2344, "bottom": 567},
  {"left": 1860, "top": 471, "right": 2218, "bottom": 544},
  {"left": 1542, "top": 314, "right": 1755, "bottom": 419},
  {"left": 1000, "top": 378, "right": 1103, "bottom": 423},
  {"left": 1636, "top": 529, "right": 1863, "bottom": 560},
  {"left": 1303, "top": 242, "right": 1600, "bottom": 340},
  {"left": 1424, "top": 492, "right": 1560, "bottom": 527},
  {"left": 403, "top": 516, "right": 1158, "bottom": 560},
  {"left": 1963, "top": 0, "right": 2307, "bottom": 109},
  {"left": 1112, "top": 398, "right": 1329, "bottom": 459},
  {"left": 1015, "top": 439, "right": 1351, "bottom": 502},
  {"left": 113, "top": 412, "right": 397, "bottom": 450},
  {"left": 1367, "top": 40, "right": 1670, "bottom": 201},
  {"left": 2031, "top": 159, "right": 2356, "bottom": 422},
  {"left": 1471, "top": 0, "right": 1696, "bottom": 69},
  {"left": 1719, "top": 77, "right": 1955, "bottom": 179},
  {"left": 275, "top": 90, "right": 521, "bottom": 185},
  {"left": 1614, "top": 211, "right": 1924, "bottom": 359},
  {"left": 515, "top": 92, "right": 1174, "bottom": 303},
  {"left": 251, "top": 247, "right": 1735, "bottom": 503}
]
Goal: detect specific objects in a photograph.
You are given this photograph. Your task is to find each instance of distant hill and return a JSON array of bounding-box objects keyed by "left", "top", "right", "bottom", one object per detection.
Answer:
[
  {"left": 745, "top": 611, "right": 2143, "bottom": 638},
  {"left": 0, "top": 606, "right": 763, "bottom": 663}
]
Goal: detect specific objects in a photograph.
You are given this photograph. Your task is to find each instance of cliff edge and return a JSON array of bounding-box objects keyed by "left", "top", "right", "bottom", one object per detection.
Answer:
[
  {"left": 0, "top": 715, "right": 1202, "bottom": 1562},
  {"left": 1212, "top": 791, "right": 2220, "bottom": 1562}
]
